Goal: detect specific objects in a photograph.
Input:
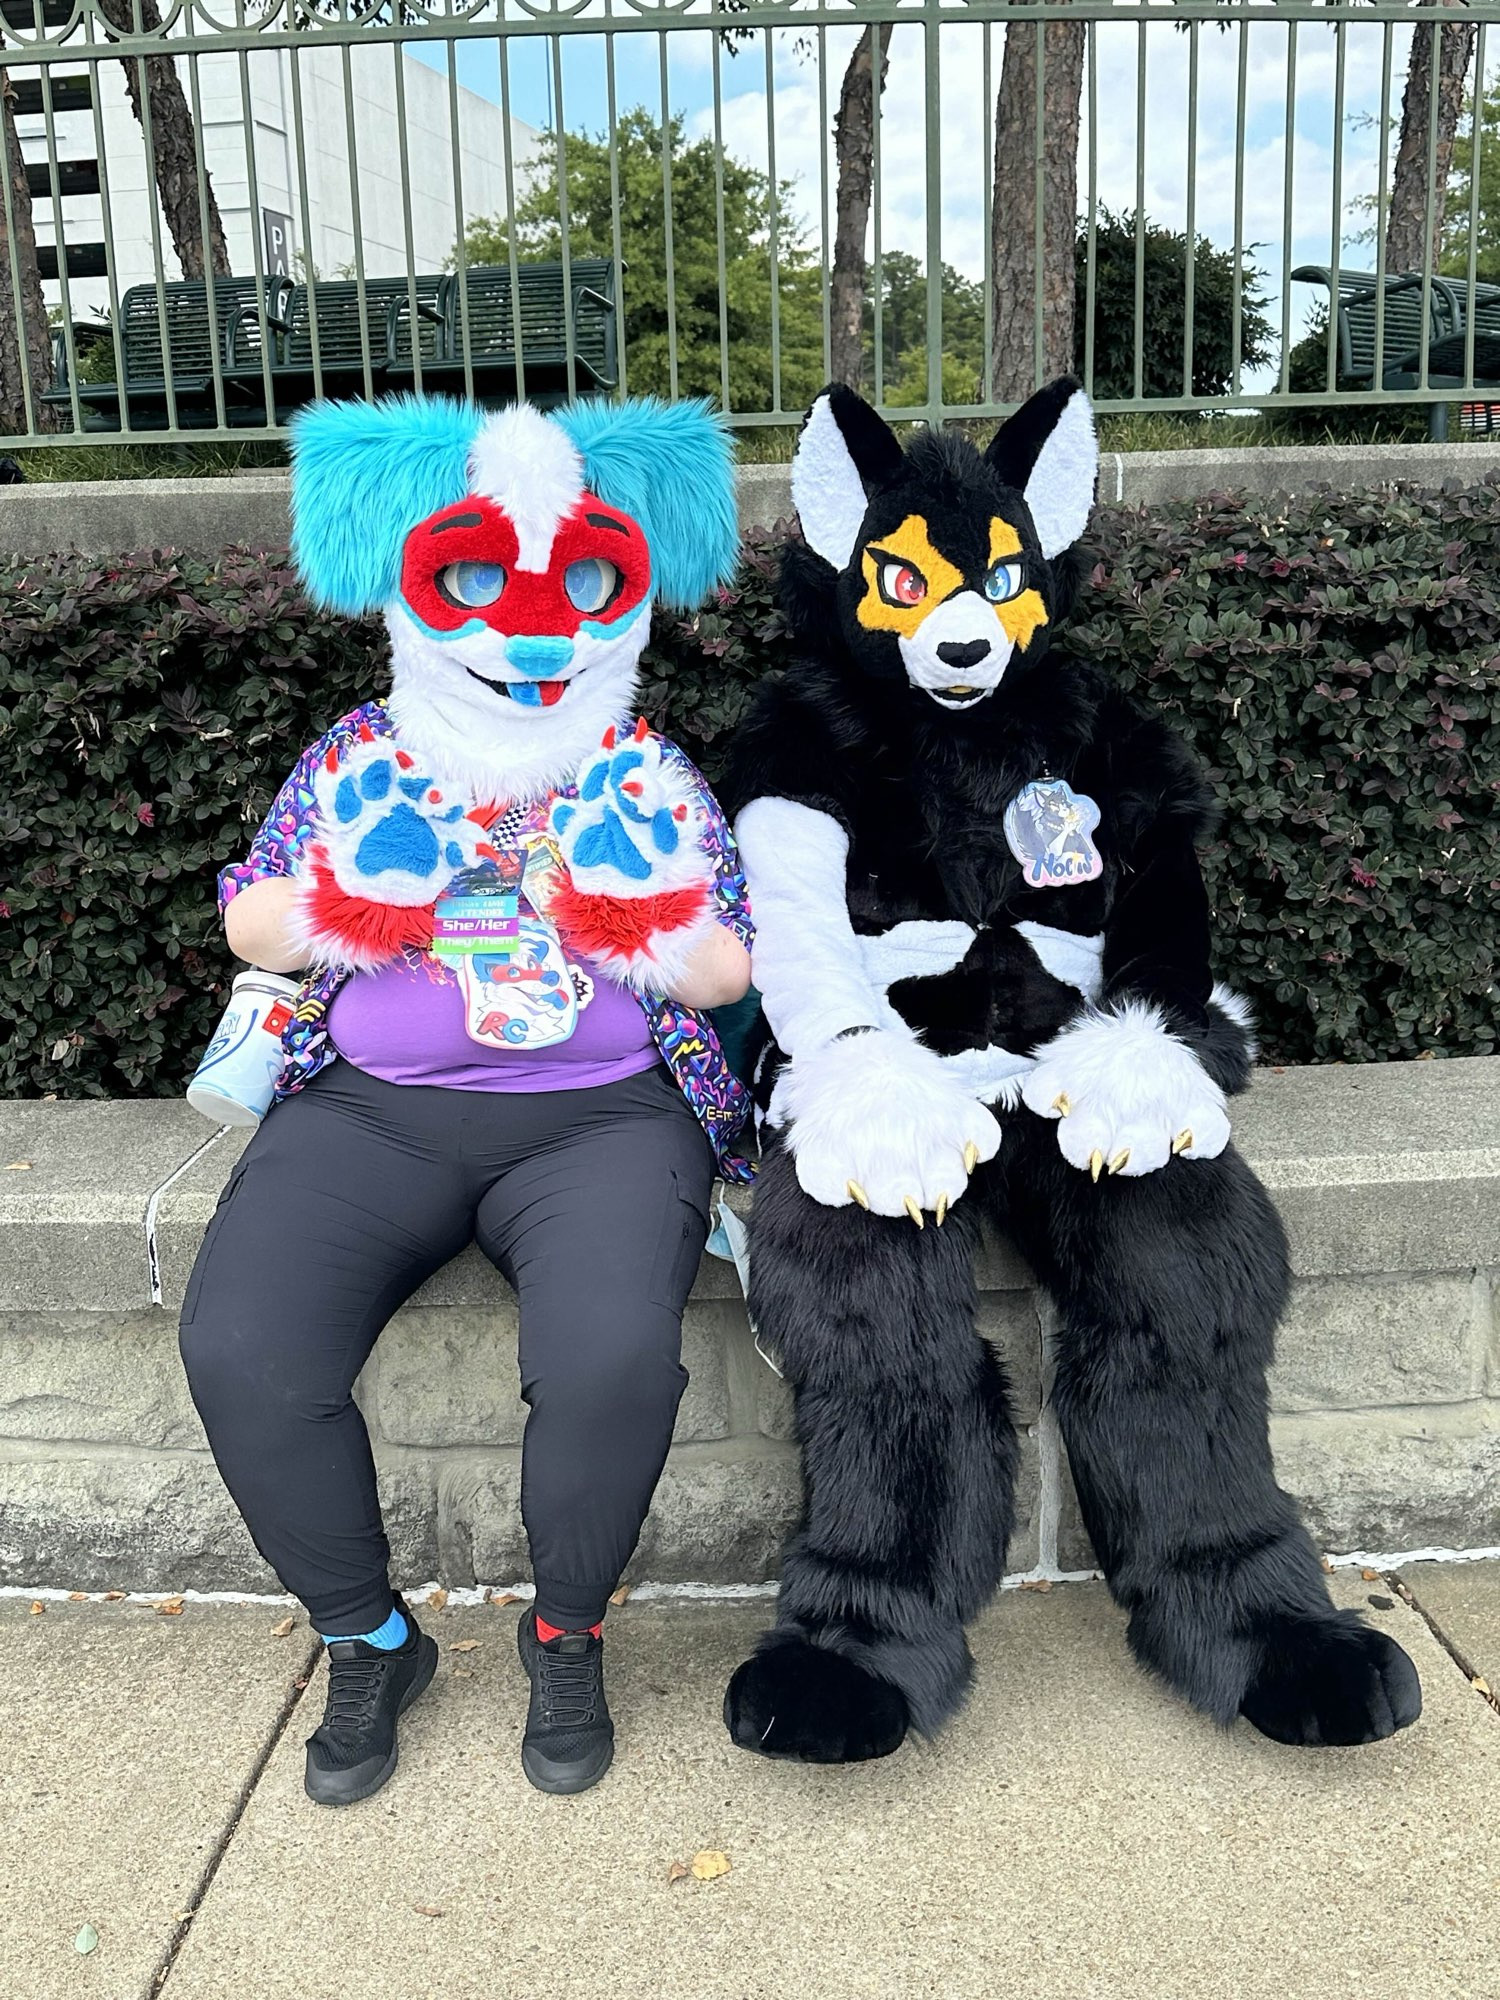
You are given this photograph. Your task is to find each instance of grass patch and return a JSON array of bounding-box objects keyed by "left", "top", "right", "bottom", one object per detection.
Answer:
[
  {"left": 11, "top": 438, "right": 288, "bottom": 483},
  {"left": 10, "top": 403, "right": 1487, "bottom": 481}
]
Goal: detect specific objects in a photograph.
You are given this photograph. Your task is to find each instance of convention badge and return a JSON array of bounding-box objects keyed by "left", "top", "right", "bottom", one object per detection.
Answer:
[
  {"left": 1003, "top": 777, "right": 1104, "bottom": 890},
  {"left": 519, "top": 833, "right": 570, "bottom": 918},
  {"left": 432, "top": 853, "right": 525, "bottom": 961},
  {"left": 458, "top": 917, "right": 581, "bottom": 1049}
]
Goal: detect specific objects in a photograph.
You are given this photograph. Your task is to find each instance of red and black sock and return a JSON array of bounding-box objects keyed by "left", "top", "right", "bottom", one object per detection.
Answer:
[{"left": 535, "top": 1615, "right": 603, "bottom": 1643}]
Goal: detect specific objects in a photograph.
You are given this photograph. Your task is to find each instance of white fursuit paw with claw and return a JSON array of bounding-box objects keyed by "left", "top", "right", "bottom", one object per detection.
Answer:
[
  {"left": 770, "top": 1028, "right": 1002, "bottom": 1221},
  {"left": 1020, "top": 1000, "right": 1231, "bottom": 1178}
]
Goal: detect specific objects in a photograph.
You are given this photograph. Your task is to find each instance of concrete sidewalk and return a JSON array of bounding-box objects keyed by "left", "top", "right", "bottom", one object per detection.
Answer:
[{"left": 4, "top": 1569, "right": 1498, "bottom": 2000}]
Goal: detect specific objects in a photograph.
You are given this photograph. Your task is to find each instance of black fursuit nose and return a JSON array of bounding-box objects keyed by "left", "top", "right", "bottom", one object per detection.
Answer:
[{"left": 935, "top": 639, "right": 991, "bottom": 670}]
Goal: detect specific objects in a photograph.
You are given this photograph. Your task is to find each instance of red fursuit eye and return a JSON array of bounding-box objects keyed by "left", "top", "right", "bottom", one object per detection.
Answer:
[{"left": 890, "top": 566, "right": 926, "bottom": 606}]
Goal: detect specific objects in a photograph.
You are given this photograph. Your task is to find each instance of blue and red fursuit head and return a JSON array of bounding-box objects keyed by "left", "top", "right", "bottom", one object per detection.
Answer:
[{"left": 719, "top": 377, "right": 1421, "bottom": 1761}]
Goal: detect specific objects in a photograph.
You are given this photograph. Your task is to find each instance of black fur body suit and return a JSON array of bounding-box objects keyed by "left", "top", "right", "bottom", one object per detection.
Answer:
[{"left": 719, "top": 380, "right": 1421, "bottom": 1762}]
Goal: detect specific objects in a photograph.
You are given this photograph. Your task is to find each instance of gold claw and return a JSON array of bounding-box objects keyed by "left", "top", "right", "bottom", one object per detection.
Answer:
[
  {"left": 1052, "top": 1092, "right": 1072, "bottom": 1117},
  {"left": 963, "top": 1142, "right": 980, "bottom": 1174},
  {"left": 934, "top": 1193, "right": 950, "bottom": 1227},
  {"left": 846, "top": 1180, "right": 870, "bottom": 1209},
  {"left": 1108, "top": 1147, "right": 1131, "bottom": 1175},
  {"left": 904, "top": 1197, "right": 925, "bottom": 1229},
  {"left": 1089, "top": 1149, "right": 1105, "bottom": 1183},
  {"left": 1171, "top": 1129, "right": 1193, "bottom": 1156}
]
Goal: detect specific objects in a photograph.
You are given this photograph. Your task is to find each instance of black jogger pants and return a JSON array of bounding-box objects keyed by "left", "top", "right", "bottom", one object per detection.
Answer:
[{"left": 179, "top": 1059, "right": 714, "bottom": 1634}]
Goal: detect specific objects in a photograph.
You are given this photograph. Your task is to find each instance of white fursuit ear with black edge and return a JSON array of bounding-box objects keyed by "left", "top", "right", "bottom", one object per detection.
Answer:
[
  {"left": 792, "top": 394, "right": 871, "bottom": 571},
  {"left": 1023, "top": 386, "right": 1098, "bottom": 560}
]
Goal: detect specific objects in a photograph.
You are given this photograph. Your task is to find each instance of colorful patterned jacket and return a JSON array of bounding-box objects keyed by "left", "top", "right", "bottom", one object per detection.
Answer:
[{"left": 218, "top": 701, "right": 756, "bottom": 1181}]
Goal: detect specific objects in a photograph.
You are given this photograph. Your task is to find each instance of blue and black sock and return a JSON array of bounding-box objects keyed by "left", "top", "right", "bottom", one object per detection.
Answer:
[{"left": 320, "top": 1603, "right": 408, "bottom": 1651}]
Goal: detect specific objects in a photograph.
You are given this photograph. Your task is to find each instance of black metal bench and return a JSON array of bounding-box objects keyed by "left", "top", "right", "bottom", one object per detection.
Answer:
[
  {"left": 46, "top": 259, "right": 621, "bottom": 431},
  {"left": 1291, "top": 266, "right": 1500, "bottom": 439},
  {"left": 413, "top": 258, "right": 621, "bottom": 404},
  {"left": 259, "top": 276, "right": 448, "bottom": 414},
  {"left": 42, "top": 277, "right": 294, "bottom": 431}
]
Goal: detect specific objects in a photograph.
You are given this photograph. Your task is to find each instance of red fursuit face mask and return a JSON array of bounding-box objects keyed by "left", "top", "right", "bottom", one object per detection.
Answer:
[{"left": 397, "top": 491, "right": 653, "bottom": 643}]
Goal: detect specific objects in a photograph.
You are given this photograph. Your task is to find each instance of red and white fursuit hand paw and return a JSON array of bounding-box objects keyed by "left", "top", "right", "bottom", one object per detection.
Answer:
[
  {"left": 547, "top": 719, "right": 717, "bottom": 994},
  {"left": 288, "top": 726, "right": 498, "bottom": 973}
]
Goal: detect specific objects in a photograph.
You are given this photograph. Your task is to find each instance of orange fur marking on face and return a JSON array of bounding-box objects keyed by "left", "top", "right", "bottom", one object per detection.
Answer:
[
  {"left": 988, "top": 518, "right": 1024, "bottom": 562},
  {"left": 855, "top": 510, "right": 1048, "bottom": 652},
  {"left": 997, "top": 586, "right": 1048, "bottom": 650},
  {"left": 987, "top": 516, "right": 1047, "bottom": 650},
  {"left": 856, "top": 515, "right": 963, "bottom": 635}
]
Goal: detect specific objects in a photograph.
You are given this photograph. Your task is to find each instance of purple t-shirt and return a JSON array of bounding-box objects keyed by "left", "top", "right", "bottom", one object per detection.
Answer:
[{"left": 328, "top": 937, "right": 659, "bottom": 1094}]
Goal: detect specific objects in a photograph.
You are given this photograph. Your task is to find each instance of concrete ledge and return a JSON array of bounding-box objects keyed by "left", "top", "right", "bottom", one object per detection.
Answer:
[
  {"left": 1, "top": 1054, "right": 1497, "bottom": 1593},
  {"left": 5, "top": 441, "right": 1500, "bottom": 558}
]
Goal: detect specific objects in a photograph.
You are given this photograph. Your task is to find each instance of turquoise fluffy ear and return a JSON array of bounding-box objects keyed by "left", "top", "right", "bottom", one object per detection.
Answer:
[
  {"left": 557, "top": 397, "right": 739, "bottom": 611},
  {"left": 288, "top": 395, "right": 482, "bottom": 615}
]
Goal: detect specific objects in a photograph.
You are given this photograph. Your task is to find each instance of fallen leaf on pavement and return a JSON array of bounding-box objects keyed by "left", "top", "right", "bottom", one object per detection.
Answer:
[
  {"left": 427, "top": 1589, "right": 448, "bottom": 1611},
  {"left": 1018, "top": 1578, "right": 1053, "bottom": 1592},
  {"left": 411, "top": 1905, "right": 445, "bottom": 1918},
  {"left": 666, "top": 1862, "right": 690, "bottom": 1885},
  {"left": 609, "top": 1585, "right": 632, "bottom": 1606},
  {"left": 1320, "top": 1557, "right": 1334, "bottom": 1573},
  {"left": 68, "top": 1592, "right": 87, "bottom": 1602},
  {"left": 29, "top": 1601, "right": 44, "bottom": 1616},
  {"left": 1474, "top": 1676, "right": 1493, "bottom": 1697},
  {"left": 1361, "top": 1568, "right": 1381, "bottom": 1582},
  {"left": 270, "top": 1616, "right": 295, "bottom": 1638},
  {"left": 103, "top": 1592, "right": 125, "bottom": 1602},
  {"left": 690, "top": 1850, "right": 731, "bottom": 1882},
  {"left": 157, "top": 1598, "right": 184, "bottom": 1617},
  {"left": 489, "top": 1592, "right": 522, "bottom": 1608},
  {"left": 451, "top": 1668, "right": 474, "bottom": 1680},
  {"left": 448, "top": 1639, "right": 481, "bottom": 1653},
  {"left": 74, "top": 1926, "right": 98, "bottom": 1955}
]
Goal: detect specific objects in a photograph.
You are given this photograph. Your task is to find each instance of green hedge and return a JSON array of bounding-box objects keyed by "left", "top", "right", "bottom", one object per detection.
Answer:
[{"left": 1, "top": 483, "right": 1496, "bottom": 1098}]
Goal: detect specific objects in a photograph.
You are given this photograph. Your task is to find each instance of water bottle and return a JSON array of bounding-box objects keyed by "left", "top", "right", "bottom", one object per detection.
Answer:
[{"left": 186, "top": 971, "right": 301, "bottom": 1127}]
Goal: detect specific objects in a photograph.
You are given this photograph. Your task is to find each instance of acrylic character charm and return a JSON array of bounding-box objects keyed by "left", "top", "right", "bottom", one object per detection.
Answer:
[{"left": 1004, "top": 776, "right": 1103, "bottom": 888}]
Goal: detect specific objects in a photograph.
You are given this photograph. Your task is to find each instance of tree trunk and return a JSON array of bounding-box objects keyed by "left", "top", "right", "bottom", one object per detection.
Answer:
[
  {"left": 0, "top": 73, "right": 56, "bottom": 435},
  {"left": 94, "top": 0, "right": 232, "bottom": 281},
  {"left": 1385, "top": 3, "right": 1476, "bottom": 276},
  {"left": 829, "top": 22, "right": 893, "bottom": 391},
  {"left": 988, "top": 4, "right": 1085, "bottom": 404}
]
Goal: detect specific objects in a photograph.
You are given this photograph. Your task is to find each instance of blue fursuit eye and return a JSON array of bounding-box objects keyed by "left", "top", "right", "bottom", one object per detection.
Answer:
[
  {"left": 440, "top": 561, "right": 507, "bottom": 608},
  {"left": 984, "top": 560, "right": 1023, "bottom": 605},
  {"left": 564, "top": 557, "right": 620, "bottom": 615}
]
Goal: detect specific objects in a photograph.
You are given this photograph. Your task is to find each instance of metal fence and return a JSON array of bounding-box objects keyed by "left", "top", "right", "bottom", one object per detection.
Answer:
[{"left": 3, "top": 0, "right": 1500, "bottom": 450}]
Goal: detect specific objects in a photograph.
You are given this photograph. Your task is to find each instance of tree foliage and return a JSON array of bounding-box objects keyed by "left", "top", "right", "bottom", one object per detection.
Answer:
[
  {"left": 459, "top": 108, "right": 826, "bottom": 411},
  {"left": 862, "top": 251, "right": 986, "bottom": 407},
  {"left": 1075, "top": 209, "right": 1273, "bottom": 405},
  {"left": 1440, "top": 79, "right": 1500, "bottom": 282}
]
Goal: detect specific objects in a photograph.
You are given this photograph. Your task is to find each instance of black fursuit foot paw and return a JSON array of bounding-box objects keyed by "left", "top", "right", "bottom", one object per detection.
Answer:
[
  {"left": 1240, "top": 1615, "right": 1422, "bottom": 1746},
  {"left": 724, "top": 1638, "right": 910, "bottom": 1763}
]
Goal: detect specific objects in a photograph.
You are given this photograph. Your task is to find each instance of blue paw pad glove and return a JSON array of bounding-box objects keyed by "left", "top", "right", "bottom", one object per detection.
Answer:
[
  {"left": 550, "top": 721, "right": 706, "bottom": 901},
  {"left": 309, "top": 732, "right": 493, "bottom": 908}
]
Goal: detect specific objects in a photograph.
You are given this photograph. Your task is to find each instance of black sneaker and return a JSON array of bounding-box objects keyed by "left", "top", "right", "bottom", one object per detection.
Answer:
[
  {"left": 517, "top": 1609, "right": 614, "bottom": 1795},
  {"left": 304, "top": 1597, "right": 438, "bottom": 1806}
]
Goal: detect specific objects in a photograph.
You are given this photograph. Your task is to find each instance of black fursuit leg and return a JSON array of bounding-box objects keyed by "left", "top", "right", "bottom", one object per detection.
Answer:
[
  {"left": 997, "top": 1114, "right": 1420, "bottom": 1746},
  {"left": 724, "top": 1136, "right": 1019, "bottom": 1761}
]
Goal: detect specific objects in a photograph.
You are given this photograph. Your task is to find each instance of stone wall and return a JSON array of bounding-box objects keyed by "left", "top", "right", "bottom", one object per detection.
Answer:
[
  {"left": 1, "top": 1057, "right": 1497, "bottom": 1595},
  {"left": 6, "top": 442, "right": 1500, "bottom": 558}
]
